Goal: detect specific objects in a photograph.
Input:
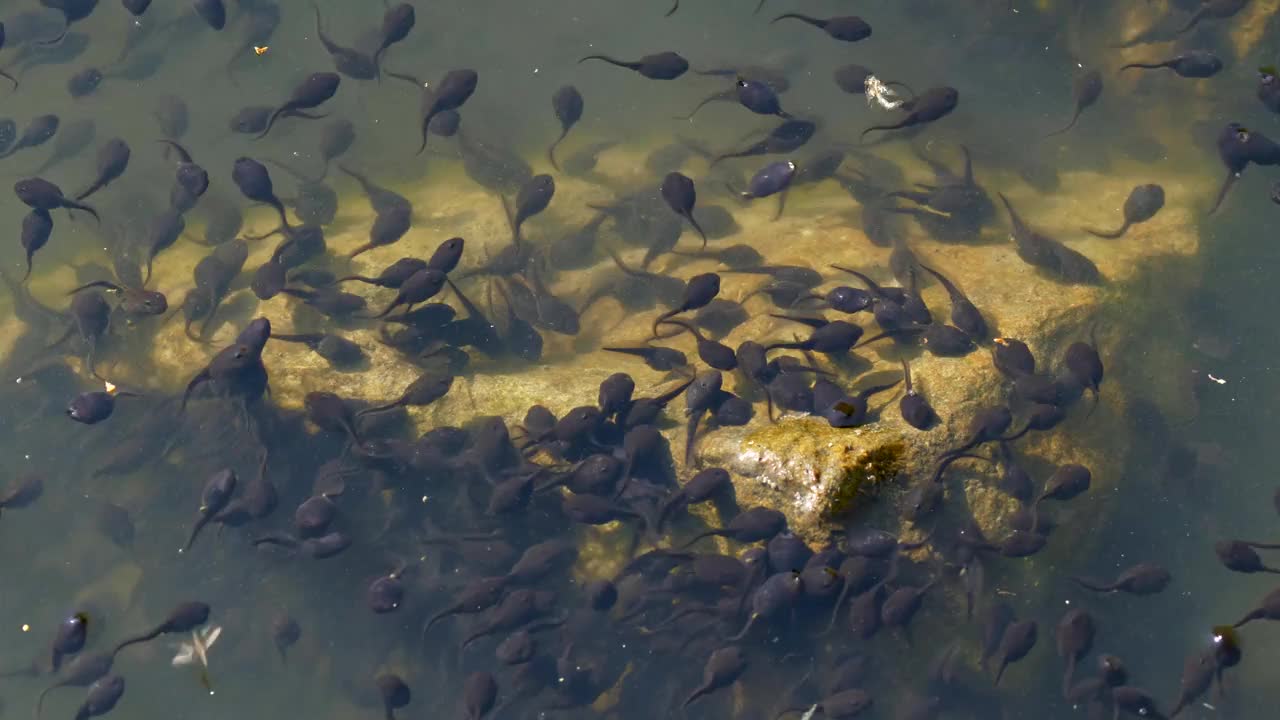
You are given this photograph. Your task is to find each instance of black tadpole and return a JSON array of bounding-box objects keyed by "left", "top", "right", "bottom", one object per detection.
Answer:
[
  {"left": 184, "top": 470, "right": 237, "bottom": 552},
  {"left": 651, "top": 272, "right": 721, "bottom": 336},
  {"left": 232, "top": 157, "right": 292, "bottom": 234},
  {"left": 547, "top": 85, "right": 583, "bottom": 171},
  {"left": 257, "top": 72, "right": 341, "bottom": 140},
  {"left": 661, "top": 172, "right": 707, "bottom": 246},
  {"left": 14, "top": 177, "right": 100, "bottom": 223},
  {"left": 1044, "top": 70, "right": 1102, "bottom": 138},
  {"left": 578, "top": 51, "right": 689, "bottom": 80},
  {"left": 417, "top": 69, "right": 479, "bottom": 155},
  {"left": 111, "top": 601, "right": 210, "bottom": 658}
]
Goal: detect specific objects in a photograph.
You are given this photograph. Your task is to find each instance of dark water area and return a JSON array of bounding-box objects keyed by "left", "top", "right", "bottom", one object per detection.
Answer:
[{"left": 1, "top": 1, "right": 1280, "bottom": 719}]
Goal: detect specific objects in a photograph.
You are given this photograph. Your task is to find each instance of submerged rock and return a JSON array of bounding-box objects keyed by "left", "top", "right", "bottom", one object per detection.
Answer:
[{"left": 102, "top": 145, "right": 1201, "bottom": 558}]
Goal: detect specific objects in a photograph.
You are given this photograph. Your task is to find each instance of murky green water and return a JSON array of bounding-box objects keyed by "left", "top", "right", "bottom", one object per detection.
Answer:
[{"left": 1, "top": 1, "right": 1279, "bottom": 719}]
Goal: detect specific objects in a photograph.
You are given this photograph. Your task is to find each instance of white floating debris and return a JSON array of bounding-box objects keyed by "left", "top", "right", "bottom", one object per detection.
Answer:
[
  {"left": 864, "top": 75, "right": 904, "bottom": 111},
  {"left": 172, "top": 625, "right": 221, "bottom": 668}
]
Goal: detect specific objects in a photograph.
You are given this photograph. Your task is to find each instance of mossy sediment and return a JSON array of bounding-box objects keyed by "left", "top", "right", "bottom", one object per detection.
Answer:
[{"left": 819, "top": 442, "right": 906, "bottom": 522}]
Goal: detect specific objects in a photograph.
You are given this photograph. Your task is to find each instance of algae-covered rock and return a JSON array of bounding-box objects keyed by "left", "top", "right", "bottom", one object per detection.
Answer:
[
  {"left": 58, "top": 138, "right": 1203, "bottom": 557},
  {"left": 697, "top": 421, "right": 908, "bottom": 541}
]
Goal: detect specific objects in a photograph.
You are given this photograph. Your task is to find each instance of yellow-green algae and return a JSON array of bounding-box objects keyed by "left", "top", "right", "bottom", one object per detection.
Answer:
[{"left": 818, "top": 441, "right": 906, "bottom": 522}]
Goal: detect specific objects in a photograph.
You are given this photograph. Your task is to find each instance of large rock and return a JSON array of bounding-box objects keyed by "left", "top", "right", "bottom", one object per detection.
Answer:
[{"left": 27, "top": 142, "right": 1203, "bottom": 558}]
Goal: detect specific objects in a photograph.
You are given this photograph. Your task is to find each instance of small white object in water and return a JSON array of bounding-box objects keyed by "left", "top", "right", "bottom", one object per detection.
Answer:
[
  {"left": 864, "top": 75, "right": 904, "bottom": 111},
  {"left": 173, "top": 625, "right": 221, "bottom": 695},
  {"left": 172, "top": 625, "right": 221, "bottom": 669},
  {"left": 799, "top": 704, "right": 819, "bottom": 720},
  {"left": 1207, "top": 373, "right": 1226, "bottom": 385}
]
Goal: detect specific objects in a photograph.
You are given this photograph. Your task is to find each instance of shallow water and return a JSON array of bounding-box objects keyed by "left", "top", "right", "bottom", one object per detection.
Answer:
[{"left": 1, "top": 1, "right": 1279, "bottom": 719}]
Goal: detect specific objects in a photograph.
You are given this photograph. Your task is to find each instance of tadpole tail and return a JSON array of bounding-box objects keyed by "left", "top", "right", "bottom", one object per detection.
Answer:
[
  {"left": 500, "top": 195, "right": 519, "bottom": 247},
  {"left": 854, "top": 327, "right": 923, "bottom": 349},
  {"left": 1061, "top": 658, "right": 1077, "bottom": 698},
  {"left": 1082, "top": 222, "right": 1127, "bottom": 239},
  {"left": 650, "top": 309, "right": 678, "bottom": 338},
  {"left": 1232, "top": 608, "right": 1263, "bottom": 628},
  {"left": 820, "top": 580, "right": 855, "bottom": 636},
  {"left": 681, "top": 212, "right": 708, "bottom": 248},
  {"left": 35, "top": 26, "right": 69, "bottom": 48},
  {"left": 183, "top": 316, "right": 211, "bottom": 344},
  {"left": 156, "top": 139, "right": 195, "bottom": 165},
  {"left": 994, "top": 660, "right": 1010, "bottom": 686},
  {"left": 269, "top": 201, "right": 293, "bottom": 235},
  {"left": 677, "top": 528, "right": 719, "bottom": 550},
  {"left": 255, "top": 108, "right": 285, "bottom": 140},
  {"left": 0, "top": 68, "right": 17, "bottom": 89},
  {"left": 859, "top": 121, "right": 907, "bottom": 141},
  {"left": 264, "top": 157, "right": 320, "bottom": 184},
  {"left": 602, "top": 347, "right": 647, "bottom": 359},
  {"left": 422, "top": 605, "right": 460, "bottom": 636},
  {"left": 416, "top": 113, "right": 432, "bottom": 156},
  {"left": 763, "top": 341, "right": 805, "bottom": 352},
  {"left": 354, "top": 401, "right": 400, "bottom": 419},
  {"left": 885, "top": 80, "right": 916, "bottom": 101},
  {"left": 1083, "top": 388, "right": 1100, "bottom": 421},
  {"left": 348, "top": 242, "right": 375, "bottom": 259},
  {"left": 996, "top": 424, "right": 1032, "bottom": 443},
  {"left": 35, "top": 685, "right": 54, "bottom": 718},
  {"left": 683, "top": 410, "right": 704, "bottom": 465},
  {"left": 65, "top": 199, "right": 101, "bottom": 224},
  {"left": 75, "top": 178, "right": 107, "bottom": 202},
  {"left": 643, "top": 604, "right": 712, "bottom": 633},
  {"left": 1206, "top": 171, "right": 1239, "bottom": 216},
  {"left": 773, "top": 189, "right": 789, "bottom": 222},
  {"left": 724, "top": 613, "right": 757, "bottom": 641},
  {"left": 652, "top": 494, "right": 684, "bottom": 535},
  {"left": 111, "top": 628, "right": 163, "bottom": 658},
  {"left": 1118, "top": 62, "right": 1163, "bottom": 72},
  {"left": 383, "top": 69, "right": 422, "bottom": 87},
  {"left": 674, "top": 95, "right": 719, "bottom": 121},
  {"left": 665, "top": 0, "right": 679, "bottom": 17},
  {"left": 1175, "top": 10, "right": 1206, "bottom": 35},
  {"left": 1069, "top": 575, "right": 1114, "bottom": 593},
  {"left": 1042, "top": 108, "right": 1083, "bottom": 139},
  {"left": 44, "top": 323, "right": 76, "bottom": 351},
  {"left": 546, "top": 128, "right": 569, "bottom": 171},
  {"left": 577, "top": 55, "right": 632, "bottom": 70},
  {"left": 770, "top": 13, "right": 818, "bottom": 27},
  {"left": 252, "top": 533, "right": 300, "bottom": 550},
  {"left": 179, "top": 369, "right": 212, "bottom": 414},
  {"left": 928, "top": 449, "right": 971, "bottom": 484},
  {"left": 709, "top": 150, "right": 746, "bottom": 168},
  {"left": 184, "top": 515, "right": 212, "bottom": 552}
]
